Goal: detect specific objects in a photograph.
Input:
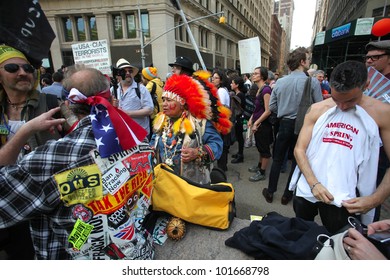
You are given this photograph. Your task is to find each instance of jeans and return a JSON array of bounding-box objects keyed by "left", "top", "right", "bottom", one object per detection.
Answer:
[
  {"left": 293, "top": 196, "right": 353, "bottom": 234},
  {"left": 267, "top": 118, "right": 297, "bottom": 198}
]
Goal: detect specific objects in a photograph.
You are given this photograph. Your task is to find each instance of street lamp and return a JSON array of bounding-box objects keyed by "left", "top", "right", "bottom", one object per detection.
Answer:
[{"left": 139, "top": 0, "right": 225, "bottom": 70}]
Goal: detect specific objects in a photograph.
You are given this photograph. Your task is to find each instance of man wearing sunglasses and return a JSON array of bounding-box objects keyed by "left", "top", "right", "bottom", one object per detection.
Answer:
[
  {"left": 113, "top": 58, "right": 153, "bottom": 138},
  {"left": 0, "top": 45, "right": 62, "bottom": 259}
]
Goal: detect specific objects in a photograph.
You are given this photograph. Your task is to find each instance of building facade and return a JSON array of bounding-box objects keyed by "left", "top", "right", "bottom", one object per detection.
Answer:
[
  {"left": 40, "top": 0, "right": 273, "bottom": 77},
  {"left": 269, "top": 14, "right": 284, "bottom": 73},
  {"left": 311, "top": 0, "right": 390, "bottom": 74}
]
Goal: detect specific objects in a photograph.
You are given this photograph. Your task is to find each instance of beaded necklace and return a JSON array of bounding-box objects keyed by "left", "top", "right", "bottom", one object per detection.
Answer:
[
  {"left": 161, "top": 119, "right": 183, "bottom": 166},
  {"left": 7, "top": 97, "right": 27, "bottom": 110}
]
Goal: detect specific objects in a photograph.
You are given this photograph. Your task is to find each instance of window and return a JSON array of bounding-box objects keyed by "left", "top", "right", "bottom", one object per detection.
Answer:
[
  {"left": 200, "top": 28, "right": 208, "bottom": 48},
  {"left": 62, "top": 17, "right": 73, "bottom": 42},
  {"left": 141, "top": 12, "right": 150, "bottom": 38},
  {"left": 175, "top": 16, "right": 185, "bottom": 42},
  {"left": 127, "top": 14, "right": 136, "bottom": 38},
  {"left": 88, "top": 16, "right": 98, "bottom": 40},
  {"left": 62, "top": 50, "right": 74, "bottom": 67},
  {"left": 216, "top": 35, "right": 222, "bottom": 52},
  {"left": 113, "top": 14, "right": 123, "bottom": 39},
  {"left": 227, "top": 40, "right": 232, "bottom": 55},
  {"left": 75, "top": 16, "right": 86, "bottom": 41},
  {"left": 113, "top": 11, "right": 150, "bottom": 39},
  {"left": 372, "top": 5, "right": 390, "bottom": 17}
]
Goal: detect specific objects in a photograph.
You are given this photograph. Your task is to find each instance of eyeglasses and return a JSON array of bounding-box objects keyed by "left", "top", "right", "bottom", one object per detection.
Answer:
[
  {"left": 0, "top": 63, "right": 35, "bottom": 74},
  {"left": 364, "top": 54, "right": 388, "bottom": 61}
]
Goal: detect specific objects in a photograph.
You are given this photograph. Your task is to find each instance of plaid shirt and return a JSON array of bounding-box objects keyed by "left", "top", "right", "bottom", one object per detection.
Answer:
[{"left": 0, "top": 117, "right": 97, "bottom": 259}]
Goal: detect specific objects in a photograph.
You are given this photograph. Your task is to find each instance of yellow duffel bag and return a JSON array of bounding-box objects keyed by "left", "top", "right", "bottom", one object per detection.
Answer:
[{"left": 152, "top": 163, "right": 235, "bottom": 230}]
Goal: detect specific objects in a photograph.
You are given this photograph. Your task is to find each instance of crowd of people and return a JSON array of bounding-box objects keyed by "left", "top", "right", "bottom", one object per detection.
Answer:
[{"left": 0, "top": 37, "right": 389, "bottom": 260}]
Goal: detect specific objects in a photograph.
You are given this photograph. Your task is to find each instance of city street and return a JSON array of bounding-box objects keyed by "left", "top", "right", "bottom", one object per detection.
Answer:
[
  {"left": 227, "top": 140, "right": 390, "bottom": 222},
  {"left": 226, "top": 141, "right": 295, "bottom": 221}
]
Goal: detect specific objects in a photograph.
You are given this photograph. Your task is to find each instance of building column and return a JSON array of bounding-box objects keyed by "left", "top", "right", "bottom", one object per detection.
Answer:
[
  {"left": 95, "top": 13, "right": 111, "bottom": 43},
  {"left": 147, "top": 10, "right": 175, "bottom": 80},
  {"left": 210, "top": 32, "right": 216, "bottom": 67},
  {"left": 222, "top": 37, "right": 227, "bottom": 68},
  {"left": 46, "top": 16, "right": 62, "bottom": 71}
]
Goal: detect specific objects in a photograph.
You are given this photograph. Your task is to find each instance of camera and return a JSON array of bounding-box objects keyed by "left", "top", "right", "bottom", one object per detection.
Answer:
[{"left": 111, "top": 66, "right": 126, "bottom": 80}]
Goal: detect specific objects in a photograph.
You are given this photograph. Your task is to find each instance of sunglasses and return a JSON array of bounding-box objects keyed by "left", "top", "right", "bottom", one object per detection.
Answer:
[{"left": 0, "top": 63, "right": 35, "bottom": 74}]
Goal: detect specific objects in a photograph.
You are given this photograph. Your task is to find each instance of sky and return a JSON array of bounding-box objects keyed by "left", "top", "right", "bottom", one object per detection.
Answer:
[{"left": 290, "top": 0, "right": 317, "bottom": 48}]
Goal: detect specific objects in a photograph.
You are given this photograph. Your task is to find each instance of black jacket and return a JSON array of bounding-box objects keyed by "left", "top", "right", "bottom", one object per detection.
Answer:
[{"left": 225, "top": 212, "right": 329, "bottom": 260}]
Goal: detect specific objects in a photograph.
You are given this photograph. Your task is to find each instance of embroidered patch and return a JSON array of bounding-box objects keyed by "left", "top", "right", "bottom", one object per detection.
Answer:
[
  {"left": 54, "top": 164, "right": 103, "bottom": 206},
  {"left": 72, "top": 204, "right": 93, "bottom": 222},
  {"left": 68, "top": 219, "right": 94, "bottom": 250}
]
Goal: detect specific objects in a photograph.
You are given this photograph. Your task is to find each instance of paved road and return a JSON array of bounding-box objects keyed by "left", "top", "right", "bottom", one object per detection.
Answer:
[{"left": 227, "top": 141, "right": 390, "bottom": 222}]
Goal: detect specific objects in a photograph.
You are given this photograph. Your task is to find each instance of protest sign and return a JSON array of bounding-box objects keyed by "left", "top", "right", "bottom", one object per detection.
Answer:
[{"left": 72, "top": 39, "right": 111, "bottom": 75}]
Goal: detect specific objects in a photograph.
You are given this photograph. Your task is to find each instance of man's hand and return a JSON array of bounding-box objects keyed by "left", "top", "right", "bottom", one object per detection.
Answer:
[
  {"left": 181, "top": 147, "right": 197, "bottom": 163},
  {"left": 310, "top": 183, "right": 334, "bottom": 203},
  {"left": 343, "top": 228, "right": 387, "bottom": 260},
  {"left": 341, "top": 196, "right": 375, "bottom": 214},
  {"left": 28, "top": 107, "right": 66, "bottom": 134}
]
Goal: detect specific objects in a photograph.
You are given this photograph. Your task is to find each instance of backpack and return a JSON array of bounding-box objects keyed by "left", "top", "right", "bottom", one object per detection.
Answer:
[
  {"left": 149, "top": 81, "right": 160, "bottom": 117},
  {"left": 294, "top": 77, "right": 313, "bottom": 135},
  {"left": 243, "top": 94, "right": 255, "bottom": 120},
  {"left": 135, "top": 82, "right": 160, "bottom": 118}
]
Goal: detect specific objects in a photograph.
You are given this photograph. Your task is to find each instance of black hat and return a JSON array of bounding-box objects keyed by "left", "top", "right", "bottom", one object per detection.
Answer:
[
  {"left": 365, "top": 40, "right": 390, "bottom": 51},
  {"left": 168, "top": 56, "right": 194, "bottom": 73}
]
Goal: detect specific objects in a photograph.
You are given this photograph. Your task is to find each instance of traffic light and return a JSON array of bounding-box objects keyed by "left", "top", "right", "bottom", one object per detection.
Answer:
[{"left": 219, "top": 16, "right": 226, "bottom": 24}]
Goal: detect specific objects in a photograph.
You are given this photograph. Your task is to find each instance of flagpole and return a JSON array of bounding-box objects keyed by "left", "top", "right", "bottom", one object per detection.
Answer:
[
  {"left": 142, "top": 11, "right": 224, "bottom": 50},
  {"left": 172, "top": 0, "right": 206, "bottom": 70}
]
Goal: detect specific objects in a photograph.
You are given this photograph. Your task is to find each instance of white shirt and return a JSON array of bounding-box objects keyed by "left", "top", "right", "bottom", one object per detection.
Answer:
[
  {"left": 217, "top": 87, "right": 230, "bottom": 107},
  {"left": 116, "top": 80, "right": 154, "bottom": 132},
  {"left": 289, "top": 105, "right": 381, "bottom": 224}
]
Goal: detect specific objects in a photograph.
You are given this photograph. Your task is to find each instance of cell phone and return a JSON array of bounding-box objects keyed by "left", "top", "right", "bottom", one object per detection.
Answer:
[{"left": 367, "top": 231, "right": 390, "bottom": 243}]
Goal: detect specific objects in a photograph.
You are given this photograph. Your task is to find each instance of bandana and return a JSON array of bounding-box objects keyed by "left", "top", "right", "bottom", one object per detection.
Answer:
[
  {"left": 68, "top": 88, "right": 147, "bottom": 157},
  {"left": 0, "top": 45, "right": 28, "bottom": 65}
]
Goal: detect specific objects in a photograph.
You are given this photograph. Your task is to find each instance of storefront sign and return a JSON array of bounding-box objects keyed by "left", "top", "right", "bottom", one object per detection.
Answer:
[
  {"left": 354, "top": 18, "right": 374, "bottom": 36},
  {"left": 314, "top": 31, "right": 326, "bottom": 45},
  {"left": 331, "top": 23, "right": 351, "bottom": 39}
]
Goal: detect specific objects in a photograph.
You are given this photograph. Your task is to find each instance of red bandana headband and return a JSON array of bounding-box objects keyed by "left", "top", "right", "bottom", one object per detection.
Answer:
[{"left": 68, "top": 88, "right": 147, "bottom": 157}]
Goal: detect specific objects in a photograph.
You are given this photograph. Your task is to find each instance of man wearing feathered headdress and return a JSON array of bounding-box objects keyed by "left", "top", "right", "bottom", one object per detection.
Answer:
[{"left": 150, "top": 72, "right": 232, "bottom": 184}]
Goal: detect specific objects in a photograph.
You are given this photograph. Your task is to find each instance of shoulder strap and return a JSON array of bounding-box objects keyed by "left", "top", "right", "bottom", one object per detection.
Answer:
[
  {"left": 301, "top": 77, "right": 313, "bottom": 105},
  {"left": 150, "top": 81, "right": 157, "bottom": 96},
  {"left": 148, "top": 81, "right": 160, "bottom": 113},
  {"left": 135, "top": 83, "right": 141, "bottom": 99}
]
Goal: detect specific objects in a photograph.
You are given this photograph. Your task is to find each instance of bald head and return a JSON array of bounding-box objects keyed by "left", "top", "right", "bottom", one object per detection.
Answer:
[{"left": 63, "top": 66, "right": 109, "bottom": 97}]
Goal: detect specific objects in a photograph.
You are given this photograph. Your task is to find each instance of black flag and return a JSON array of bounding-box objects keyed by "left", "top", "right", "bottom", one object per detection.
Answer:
[{"left": 0, "top": 0, "right": 56, "bottom": 68}]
